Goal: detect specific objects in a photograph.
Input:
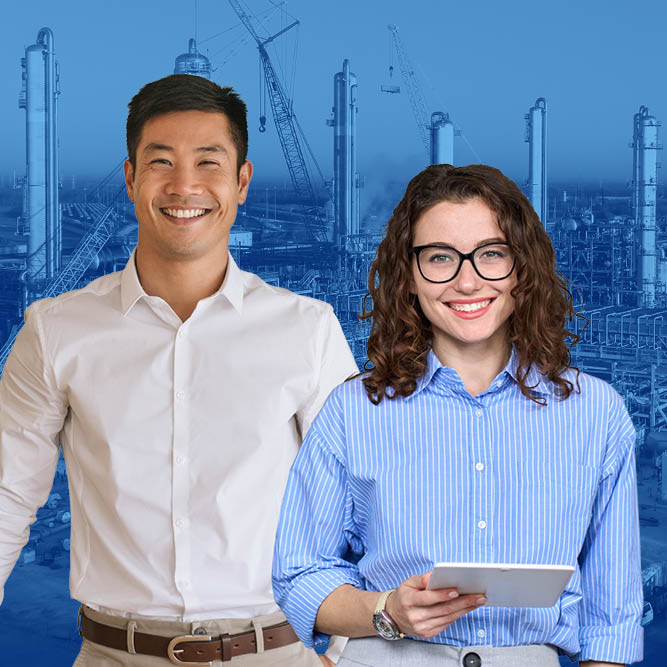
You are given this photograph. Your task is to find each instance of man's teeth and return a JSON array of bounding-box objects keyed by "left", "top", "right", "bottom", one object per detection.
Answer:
[
  {"left": 448, "top": 299, "right": 492, "bottom": 312},
  {"left": 161, "top": 208, "right": 207, "bottom": 218}
]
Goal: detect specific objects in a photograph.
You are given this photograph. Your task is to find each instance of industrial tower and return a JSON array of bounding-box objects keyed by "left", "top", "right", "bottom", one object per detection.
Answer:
[
  {"left": 174, "top": 38, "right": 211, "bottom": 78},
  {"left": 19, "top": 28, "right": 61, "bottom": 286},
  {"left": 632, "top": 105, "right": 661, "bottom": 307},
  {"left": 333, "top": 59, "right": 360, "bottom": 246},
  {"left": 525, "top": 97, "right": 547, "bottom": 224}
]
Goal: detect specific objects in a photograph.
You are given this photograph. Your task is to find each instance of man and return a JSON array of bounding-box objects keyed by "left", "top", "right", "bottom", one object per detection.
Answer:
[{"left": 0, "top": 74, "right": 357, "bottom": 665}]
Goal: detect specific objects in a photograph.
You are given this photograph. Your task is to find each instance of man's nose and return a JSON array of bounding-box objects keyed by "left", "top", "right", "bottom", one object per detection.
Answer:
[{"left": 165, "top": 164, "right": 203, "bottom": 197}]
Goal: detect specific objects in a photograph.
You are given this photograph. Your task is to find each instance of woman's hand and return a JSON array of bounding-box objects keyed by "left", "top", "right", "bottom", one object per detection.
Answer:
[{"left": 385, "top": 572, "right": 486, "bottom": 639}]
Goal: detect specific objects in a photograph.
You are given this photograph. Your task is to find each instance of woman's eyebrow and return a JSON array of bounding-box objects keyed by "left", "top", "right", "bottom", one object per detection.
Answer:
[{"left": 420, "top": 237, "right": 506, "bottom": 247}]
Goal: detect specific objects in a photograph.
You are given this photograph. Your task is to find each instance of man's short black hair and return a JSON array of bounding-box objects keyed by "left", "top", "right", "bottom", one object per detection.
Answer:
[{"left": 126, "top": 74, "right": 248, "bottom": 175}]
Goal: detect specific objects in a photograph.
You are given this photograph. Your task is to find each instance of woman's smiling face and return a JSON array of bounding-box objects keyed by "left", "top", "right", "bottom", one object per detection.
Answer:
[{"left": 411, "top": 197, "right": 517, "bottom": 355}]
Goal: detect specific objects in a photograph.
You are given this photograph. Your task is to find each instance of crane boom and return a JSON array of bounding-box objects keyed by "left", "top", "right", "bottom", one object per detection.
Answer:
[
  {"left": 0, "top": 197, "right": 121, "bottom": 375},
  {"left": 387, "top": 24, "right": 430, "bottom": 157},
  {"left": 227, "top": 0, "right": 326, "bottom": 241}
]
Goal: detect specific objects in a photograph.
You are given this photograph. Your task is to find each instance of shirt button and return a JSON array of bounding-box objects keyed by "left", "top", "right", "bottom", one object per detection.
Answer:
[
  {"left": 477, "top": 628, "right": 486, "bottom": 638},
  {"left": 475, "top": 408, "right": 483, "bottom": 417},
  {"left": 478, "top": 520, "right": 487, "bottom": 529},
  {"left": 175, "top": 456, "right": 185, "bottom": 465},
  {"left": 475, "top": 462, "right": 484, "bottom": 471},
  {"left": 176, "top": 391, "right": 185, "bottom": 400},
  {"left": 181, "top": 580, "right": 191, "bottom": 589},
  {"left": 175, "top": 519, "right": 185, "bottom": 528},
  {"left": 178, "top": 330, "right": 185, "bottom": 338}
]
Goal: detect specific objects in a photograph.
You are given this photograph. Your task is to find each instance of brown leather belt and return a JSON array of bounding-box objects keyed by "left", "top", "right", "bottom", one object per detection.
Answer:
[{"left": 79, "top": 610, "right": 300, "bottom": 665}]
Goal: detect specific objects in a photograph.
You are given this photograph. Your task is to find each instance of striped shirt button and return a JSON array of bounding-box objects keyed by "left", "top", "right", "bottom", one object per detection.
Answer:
[
  {"left": 477, "top": 629, "right": 486, "bottom": 638},
  {"left": 475, "top": 462, "right": 484, "bottom": 471},
  {"left": 478, "top": 520, "right": 487, "bottom": 529},
  {"left": 475, "top": 408, "right": 483, "bottom": 417}
]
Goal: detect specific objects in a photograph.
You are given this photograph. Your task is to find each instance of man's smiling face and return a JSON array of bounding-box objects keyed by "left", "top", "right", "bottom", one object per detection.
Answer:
[{"left": 124, "top": 109, "right": 252, "bottom": 263}]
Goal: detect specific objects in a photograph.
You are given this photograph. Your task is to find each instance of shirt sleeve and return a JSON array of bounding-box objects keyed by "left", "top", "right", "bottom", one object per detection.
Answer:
[
  {"left": 0, "top": 307, "right": 67, "bottom": 604},
  {"left": 273, "top": 390, "right": 364, "bottom": 650},
  {"left": 576, "top": 389, "right": 643, "bottom": 664},
  {"left": 296, "top": 305, "right": 358, "bottom": 437}
]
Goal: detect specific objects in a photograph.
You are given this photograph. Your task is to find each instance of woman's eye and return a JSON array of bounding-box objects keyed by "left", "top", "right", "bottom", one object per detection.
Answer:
[{"left": 428, "top": 252, "right": 454, "bottom": 263}]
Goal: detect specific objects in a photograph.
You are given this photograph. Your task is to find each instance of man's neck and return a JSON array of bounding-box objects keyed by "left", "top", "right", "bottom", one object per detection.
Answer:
[{"left": 135, "top": 245, "right": 229, "bottom": 322}]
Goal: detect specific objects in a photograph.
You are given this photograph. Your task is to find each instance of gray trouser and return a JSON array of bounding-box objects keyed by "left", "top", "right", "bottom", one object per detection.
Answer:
[
  {"left": 73, "top": 605, "right": 322, "bottom": 666},
  {"left": 338, "top": 637, "right": 560, "bottom": 667}
]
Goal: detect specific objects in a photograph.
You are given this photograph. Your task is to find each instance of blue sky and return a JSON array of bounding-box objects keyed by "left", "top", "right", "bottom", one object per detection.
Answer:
[{"left": 1, "top": 0, "right": 665, "bottom": 190}]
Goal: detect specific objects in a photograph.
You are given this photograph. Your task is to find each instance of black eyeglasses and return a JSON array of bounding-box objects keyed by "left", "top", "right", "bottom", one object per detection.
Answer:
[{"left": 412, "top": 242, "right": 516, "bottom": 283}]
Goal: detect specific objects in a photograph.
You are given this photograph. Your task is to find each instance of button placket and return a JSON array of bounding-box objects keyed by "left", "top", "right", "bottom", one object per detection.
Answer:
[{"left": 172, "top": 327, "right": 193, "bottom": 608}]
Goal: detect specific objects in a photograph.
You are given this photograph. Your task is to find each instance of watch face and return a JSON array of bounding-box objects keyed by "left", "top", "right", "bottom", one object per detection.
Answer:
[{"left": 373, "top": 611, "right": 402, "bottom": 640}]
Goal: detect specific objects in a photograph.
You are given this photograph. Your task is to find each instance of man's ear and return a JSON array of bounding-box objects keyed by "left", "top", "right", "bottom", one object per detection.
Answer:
[
  {"left": 123, "top": 160, "right": 135, "bottom": 202},
  {"left": 237, "top": 160, "right": 253, "bottom": 205}
]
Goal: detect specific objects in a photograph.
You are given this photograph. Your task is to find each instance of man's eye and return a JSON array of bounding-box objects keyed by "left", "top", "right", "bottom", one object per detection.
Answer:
[
  {"left": 199, "top": 160, "right": 219, "bottom": 167},
  {"left": 150, "top": 159, "right": 171, "bottom": 165}
]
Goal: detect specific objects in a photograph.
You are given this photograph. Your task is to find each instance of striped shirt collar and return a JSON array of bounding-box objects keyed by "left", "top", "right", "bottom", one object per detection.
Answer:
[
  {"left": 120, "top": 248, "right": 244, "bottom": 316},
  {"left": 412, "top": 345, "right": 554, "bottom": 398}
]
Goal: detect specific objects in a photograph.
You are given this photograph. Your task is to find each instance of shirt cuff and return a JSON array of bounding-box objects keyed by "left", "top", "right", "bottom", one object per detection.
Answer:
[
  {"left": 281, "top": 567, "right": 364, "bottom": 650},
  {"left": 578, "top": 621, "right": 643, "bottom": 664},
  {"left": 324, "top": 635, "right": 348, "bottom": 663}
]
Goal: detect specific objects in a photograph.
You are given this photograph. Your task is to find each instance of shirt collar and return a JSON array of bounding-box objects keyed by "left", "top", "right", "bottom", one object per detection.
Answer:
[
  {"left": 411, "top": 345, "right": 554, "bottom": 398},
  {"left": 120, "top": 248, "right": 244, "bottom": 316},
  {"left": 504, "top": 345, "right": 554, "bottom": 396}
]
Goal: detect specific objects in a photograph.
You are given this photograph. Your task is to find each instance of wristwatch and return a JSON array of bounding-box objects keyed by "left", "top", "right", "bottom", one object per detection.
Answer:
[{"left": 372, "top": 589, "right": 405, "bottom": 640}]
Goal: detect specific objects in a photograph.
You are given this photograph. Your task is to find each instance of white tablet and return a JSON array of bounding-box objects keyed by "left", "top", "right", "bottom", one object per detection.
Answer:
[{"left": 427, "top": 562, "right": 575, "bottom": 607}]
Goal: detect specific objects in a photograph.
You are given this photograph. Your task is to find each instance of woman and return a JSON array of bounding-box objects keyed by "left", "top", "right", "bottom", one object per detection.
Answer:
[{"left": 273, "top": 164, "right": 643, "bottom": 667}]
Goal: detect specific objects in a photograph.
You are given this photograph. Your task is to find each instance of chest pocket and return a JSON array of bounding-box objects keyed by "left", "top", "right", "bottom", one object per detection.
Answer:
[{"left": 512, "top": 456, "right": 599, "bottom": 562}]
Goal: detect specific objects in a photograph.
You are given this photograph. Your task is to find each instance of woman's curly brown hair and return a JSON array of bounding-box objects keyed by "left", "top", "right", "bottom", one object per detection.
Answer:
[{"left": 360, "top": 163, "right": 586, "bottom": 405}]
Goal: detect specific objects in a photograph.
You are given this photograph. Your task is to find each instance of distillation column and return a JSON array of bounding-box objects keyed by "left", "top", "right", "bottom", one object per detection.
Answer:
[
  {"left": 333, "top": 59, "right": 360, "bottom": 245},
  {"left": 174, "top": 38, "right": 211, "bottom": 79},
  {"left": 632, "top": 105, "right": 661, "bottom": 307},
  {"left": 19, "top": 27, "right": 60, "bottom": 283},
  {"left": 525, "top": 98, "right": 547, "bottom": 224},
  {"left": 430, "top": 112, "right": 454, "bottom": 165}
]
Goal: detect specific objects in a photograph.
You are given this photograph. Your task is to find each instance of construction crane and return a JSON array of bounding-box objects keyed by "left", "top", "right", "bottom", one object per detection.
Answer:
[
  {"left": 227, "top": 0, "right": 327, "bottom": 241},
  {"left": 0, "top": 191, "right": 123, "bottom": 375},
  {"left": 385, "top": 24, "right": 431, "bottom": 158}
]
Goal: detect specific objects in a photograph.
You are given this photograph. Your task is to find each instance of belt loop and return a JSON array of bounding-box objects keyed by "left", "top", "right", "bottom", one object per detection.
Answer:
[
  {"left": 251, "top": 618, "right": 264, "bottom": 654},
  {"left": 127, "top": 620, "right": 137, "bottom": 655},
  {"left": 77, "top": 606, "right": 84, "bottom": 637}
]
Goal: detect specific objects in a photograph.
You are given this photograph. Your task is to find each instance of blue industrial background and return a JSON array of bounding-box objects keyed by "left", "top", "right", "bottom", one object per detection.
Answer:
[{"left": 0, "top": 1, "right": 666, "bottom": 664}]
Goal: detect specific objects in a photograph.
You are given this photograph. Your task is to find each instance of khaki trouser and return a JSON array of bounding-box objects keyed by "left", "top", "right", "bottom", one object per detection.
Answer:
[{"left": 74, "top": 606, "right": 322, "bottom": 667}]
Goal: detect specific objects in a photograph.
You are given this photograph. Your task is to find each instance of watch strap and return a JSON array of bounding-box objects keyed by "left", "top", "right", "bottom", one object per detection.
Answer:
[
  {"left": 374, "top": 589, "right": 395, "bottom": 616},
  {"left": 373, "top": 589, "right": 404, "bottom": 639}
]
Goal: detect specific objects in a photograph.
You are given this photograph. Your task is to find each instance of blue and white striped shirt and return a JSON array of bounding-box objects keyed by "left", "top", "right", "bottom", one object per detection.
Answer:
[{"left": 272, "top": 347, "right": 643, "bottom": 664}]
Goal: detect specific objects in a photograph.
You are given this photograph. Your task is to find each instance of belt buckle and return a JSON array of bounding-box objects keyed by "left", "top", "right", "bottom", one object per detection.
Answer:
[{"left": 167, "top": 634, "right": 214, "bottom": 666}]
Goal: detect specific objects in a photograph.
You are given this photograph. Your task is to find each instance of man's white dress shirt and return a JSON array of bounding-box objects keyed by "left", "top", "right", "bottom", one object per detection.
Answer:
[{"left": 0, "top": 250, "right": 358, "bottom": 620}]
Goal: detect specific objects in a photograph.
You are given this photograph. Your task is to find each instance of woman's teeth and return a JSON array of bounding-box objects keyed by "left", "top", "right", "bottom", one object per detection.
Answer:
[
  {"left": 161, "top": 208, "right": 207, "bottom": 218},
  {"left": 448, "top": 299, "right": 492, "bottom": 312}
]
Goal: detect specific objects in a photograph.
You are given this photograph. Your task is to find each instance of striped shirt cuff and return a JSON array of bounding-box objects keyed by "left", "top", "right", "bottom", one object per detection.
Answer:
[
  {"left": 578, "top": 620, "right": 644, "bottom": 664},
  {"left": 279, "top": 567, "right": 364, "bottom": 649}
]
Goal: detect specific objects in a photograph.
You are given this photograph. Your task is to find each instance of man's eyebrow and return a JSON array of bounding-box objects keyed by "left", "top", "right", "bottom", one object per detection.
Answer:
[
  {"left": 195, "top": 145, "right": 229, "bottom": 154},
  {"left": 141, "top": 144, "right": 229, "bottom": 155}
]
